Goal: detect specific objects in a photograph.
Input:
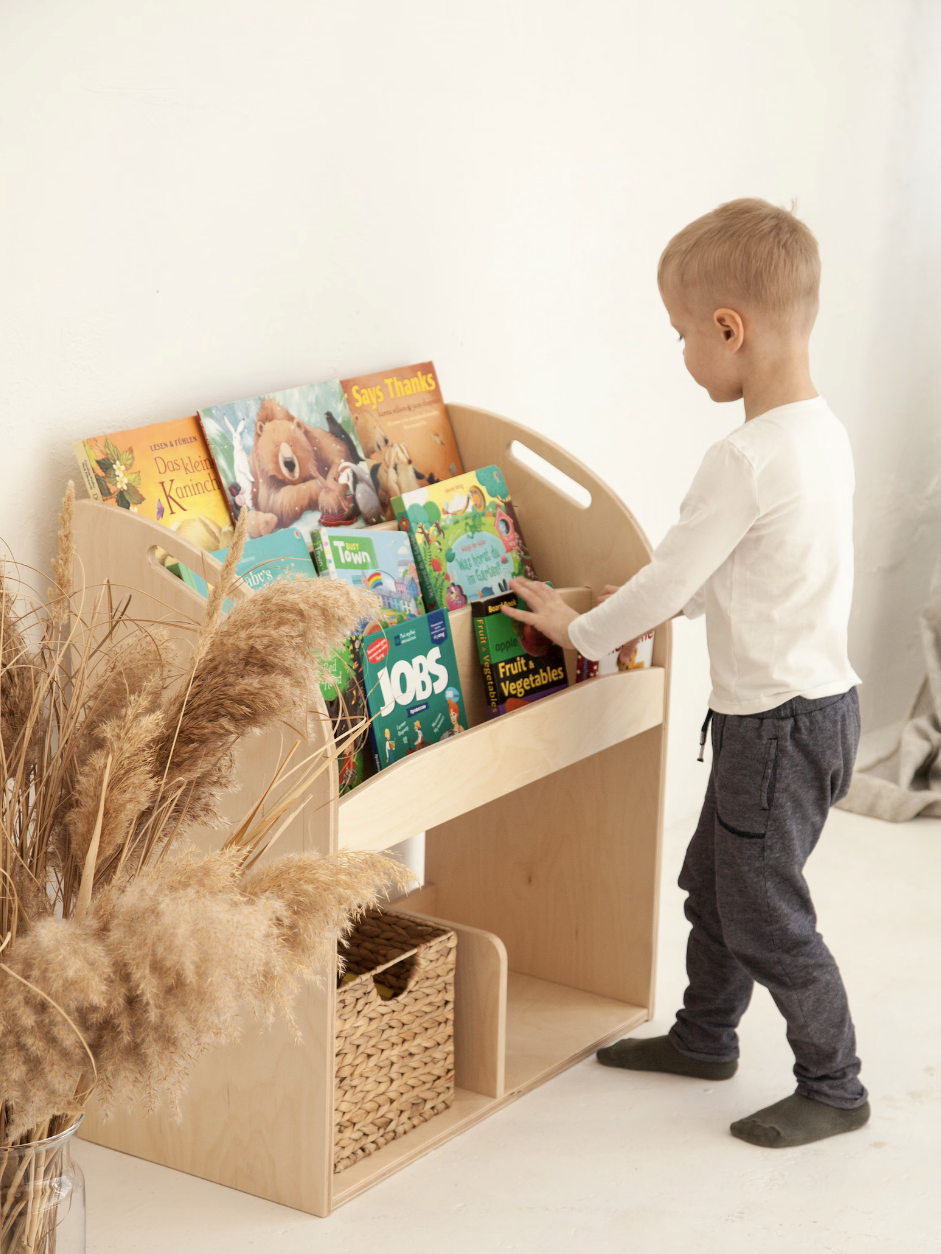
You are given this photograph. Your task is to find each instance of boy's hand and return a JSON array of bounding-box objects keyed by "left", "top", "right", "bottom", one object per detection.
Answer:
[
  {"left": 502, "top": 578, "right": 579, "bottom": 649},
  {"left": 597, "top": 584, "right": 621, "bottom": 604}
]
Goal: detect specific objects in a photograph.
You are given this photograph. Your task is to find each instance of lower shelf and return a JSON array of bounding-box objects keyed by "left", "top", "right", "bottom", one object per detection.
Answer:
[{"left": 331, "top": 971, "right": 646, "bottom": 1208}]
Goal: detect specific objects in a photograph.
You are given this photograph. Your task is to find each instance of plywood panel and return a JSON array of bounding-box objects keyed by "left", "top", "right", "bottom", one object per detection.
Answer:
[
  {"left": 424, "top": 725, "right": 665, "bottom": 1010},
  {"left": 339, "top": 668, "right": 664, "bottom": 853},
  {"left": 398, "top": 910, "right": 507, "bottom": 1099},
  {"left": 74, "top": 501, "right": 337, "bottom": 1216}
]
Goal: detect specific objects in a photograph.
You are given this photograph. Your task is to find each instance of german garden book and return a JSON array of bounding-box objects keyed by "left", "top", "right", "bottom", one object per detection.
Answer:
[
  {"left": 340, "top": 361, "right": 463, "bottom": 521},
  {"left": 392, "top": 465, "right": 536, "bottom": 611}
]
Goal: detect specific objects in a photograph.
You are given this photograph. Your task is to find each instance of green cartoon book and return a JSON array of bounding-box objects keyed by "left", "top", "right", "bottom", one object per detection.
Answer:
[
  {"left": 392, "top": 466, "right": 536, "bottom": 611},
  {"left": 310, "top": 526, "right": 424, "bottom": 634},
  {"left": 473, "top": 593, "right": 568, "bottom": 717},
  {"left": 361, "top": 609, "right": 467, "bottom": 770}
]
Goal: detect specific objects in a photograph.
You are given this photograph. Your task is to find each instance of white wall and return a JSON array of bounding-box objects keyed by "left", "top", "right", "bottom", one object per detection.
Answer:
[{"left": 1, "top": 0, "right": 938, "bottom": 828}]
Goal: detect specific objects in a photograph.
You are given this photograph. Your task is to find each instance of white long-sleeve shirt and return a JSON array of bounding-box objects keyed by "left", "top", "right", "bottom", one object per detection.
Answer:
[{"left": 568, "top": 397, "right": 861, "bottom": 716}]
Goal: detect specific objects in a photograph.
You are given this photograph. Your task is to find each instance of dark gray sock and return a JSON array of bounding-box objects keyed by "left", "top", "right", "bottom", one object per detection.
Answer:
[
  {"left": 731, "top": 1094, "right": 871, "bottom": 1147},
  {"left": 596, "top": 1034, "right": 737, "bottom": 1081}
]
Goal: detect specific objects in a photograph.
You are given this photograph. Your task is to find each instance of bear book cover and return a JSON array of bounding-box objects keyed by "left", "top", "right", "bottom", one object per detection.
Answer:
[
  {"left": 198, "top": 380, "right": 383, "bottom": 540},
  {"left": 340, "top": 361, "right": 463, "bottom": 521},
  {"left": 392, "top": 465, "right": 537, "bottom": 611},
  {"left": 473, "top": 593, "right": 569, "bottom": 717},
  {"left": 73, "top": 416, "right": 233, "bottom": 551},
  {"left": 361, "top": 609, "right": 467, "bottom": 770}
]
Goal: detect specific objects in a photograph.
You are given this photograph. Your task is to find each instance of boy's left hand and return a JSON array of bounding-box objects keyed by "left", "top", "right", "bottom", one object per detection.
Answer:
[{"left": 502, "top": 578, "right": 579, "bottom": 649}]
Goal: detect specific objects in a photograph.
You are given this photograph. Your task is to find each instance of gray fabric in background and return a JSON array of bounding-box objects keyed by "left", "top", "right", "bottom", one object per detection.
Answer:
[{"left": 838, "top": 551, "right": 941, "bottom": 822}]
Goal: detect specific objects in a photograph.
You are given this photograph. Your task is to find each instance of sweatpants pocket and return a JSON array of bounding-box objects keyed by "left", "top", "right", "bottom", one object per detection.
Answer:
[{"left": 714, "top": 718, "right": 778, "bottom": 838}]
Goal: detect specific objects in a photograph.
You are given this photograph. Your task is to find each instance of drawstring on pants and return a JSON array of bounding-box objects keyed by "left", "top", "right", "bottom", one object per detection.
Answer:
[{"left": 697, "top": 709, "right": 713, "bottom": 762}]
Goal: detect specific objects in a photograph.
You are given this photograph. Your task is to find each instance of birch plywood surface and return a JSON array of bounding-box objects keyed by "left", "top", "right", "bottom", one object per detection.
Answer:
[{"left": 339, "top": 667, "right": 664, "bottom": 853}]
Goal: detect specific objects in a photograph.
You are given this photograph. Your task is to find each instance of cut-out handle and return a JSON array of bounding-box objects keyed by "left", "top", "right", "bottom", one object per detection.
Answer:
[{"left": 508, "top": 440, "right": 592, "bottom": 508}]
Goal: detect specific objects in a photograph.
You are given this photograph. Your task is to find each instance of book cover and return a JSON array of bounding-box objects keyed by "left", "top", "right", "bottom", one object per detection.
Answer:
[
  {"left": 392, "top": 465, "right": 536, "bottom": 611},
  {"left": 177, "top": 527, "right": 317, "bottom": 599},
  {"left": 198, "top": 380, "right": 383, "bottom": 540},
  {"left": 340, "top": 361, "right": 463, "bottom": 521},
  {"left": 361, "top": 609, "right": 467, "bottom": 769},
  {"left": 310, "top": 526, "right": 423, "bottom": 634},
  {"left": 73, "top": 416, "right": 233, "bottom": 553},
  {"left": 473, "top": 593, "right": 568, "bottom": 717},
  {"left": 177, "top": 527, "right": 368, "bottom": 794},
  {"left": 575, "top": 630, "right": 655, "bottom": 682}
]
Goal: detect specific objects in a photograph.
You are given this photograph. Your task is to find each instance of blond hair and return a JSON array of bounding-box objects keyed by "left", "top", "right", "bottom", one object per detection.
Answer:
[{"left": 658, "top": 198, "right": 820, "bottom": 326}]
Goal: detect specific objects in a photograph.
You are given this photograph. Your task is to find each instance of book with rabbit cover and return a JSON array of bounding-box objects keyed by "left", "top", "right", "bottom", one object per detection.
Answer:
[
  {"left": 392, "top": 465, "right": 536, "bottom": 611},
  {"left": 340, "top": 362, "right": 463, "bottom": 520},
  {"left": 473, "top": 593, "right": 568, "bottom": 717}
]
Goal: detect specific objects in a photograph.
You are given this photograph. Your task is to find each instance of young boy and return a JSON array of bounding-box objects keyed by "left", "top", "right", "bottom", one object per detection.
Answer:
[{"left": 504, "top": 198, "right": 869, "bottom": 1148}]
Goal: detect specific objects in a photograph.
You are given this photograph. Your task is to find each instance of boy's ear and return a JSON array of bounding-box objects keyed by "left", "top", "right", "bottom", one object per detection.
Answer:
[{"left": 714, "top": 308, "right": 745, "bottom": 352}]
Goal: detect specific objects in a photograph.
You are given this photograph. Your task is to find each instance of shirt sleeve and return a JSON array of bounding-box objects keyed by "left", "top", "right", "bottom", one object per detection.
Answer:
[{"left": 568, "top": 439, "right": 760, "bottom": 661}]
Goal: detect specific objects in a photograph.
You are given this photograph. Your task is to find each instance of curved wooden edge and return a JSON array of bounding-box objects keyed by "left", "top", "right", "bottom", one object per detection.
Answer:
[
  {"left": 338, "top": 667, "right": 665, "bottom": 853},
  {"left": 396, "top": 910, "right": 507, "bottom": 1099}
]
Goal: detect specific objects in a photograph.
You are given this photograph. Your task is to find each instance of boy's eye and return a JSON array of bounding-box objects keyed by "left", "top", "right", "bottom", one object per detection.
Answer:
[{"left": 676, "top": 334, "right": 685, "bottom": 343}]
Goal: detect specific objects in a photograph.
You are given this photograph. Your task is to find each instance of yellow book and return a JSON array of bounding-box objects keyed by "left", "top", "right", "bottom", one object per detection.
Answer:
[{"left": 73, "top": 415, "right": 234, "bottom": 553}]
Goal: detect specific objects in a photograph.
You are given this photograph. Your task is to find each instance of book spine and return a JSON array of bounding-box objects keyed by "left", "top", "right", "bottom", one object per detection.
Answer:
[
  {"left": 310, "top": 530, "right": 328, "bottom": 576},
  {"left": 72, "top": 441, "right": 102, "bottom": 502},
  {"left": 473, "top": 614, "right": 500, "bottom": 718}
]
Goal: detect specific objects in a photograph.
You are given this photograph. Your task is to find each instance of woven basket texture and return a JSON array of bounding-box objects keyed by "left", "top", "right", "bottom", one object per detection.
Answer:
[{"left": 334, "top": 909, "right": 456, "bottom": 1173}]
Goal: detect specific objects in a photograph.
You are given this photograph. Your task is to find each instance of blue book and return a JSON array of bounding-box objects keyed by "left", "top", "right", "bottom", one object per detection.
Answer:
[{"left": 178, "top": 527, "right": 317, "bottom": 598}]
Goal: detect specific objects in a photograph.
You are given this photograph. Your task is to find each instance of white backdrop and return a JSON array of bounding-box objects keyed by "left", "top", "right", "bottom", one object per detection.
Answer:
[{"left": 2, "top": 0, "right": 939, "bottom": 826}]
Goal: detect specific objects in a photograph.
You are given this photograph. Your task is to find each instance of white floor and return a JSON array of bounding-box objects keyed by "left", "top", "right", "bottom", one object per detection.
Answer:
[{"left": 76, "top": 807, "right": 941, "bottom": 1253}]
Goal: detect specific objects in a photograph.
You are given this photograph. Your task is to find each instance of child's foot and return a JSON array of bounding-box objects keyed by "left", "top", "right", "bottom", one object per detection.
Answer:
[
  {"left": 730, "top": 1094, "right": 871, "bottom": 1147},
  {"left": 596, "top": 1034, "right": 737, "bottom": 1080}
]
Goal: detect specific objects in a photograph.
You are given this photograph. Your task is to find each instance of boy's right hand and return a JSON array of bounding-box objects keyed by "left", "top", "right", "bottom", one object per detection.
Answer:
[{"left": 597, "top": 584, "right": 621, "bottom": 605}]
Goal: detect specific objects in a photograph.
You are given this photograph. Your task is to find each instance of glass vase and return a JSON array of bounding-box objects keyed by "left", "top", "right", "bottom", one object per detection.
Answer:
[{"left": 0, "top": 1117, "right": 85, "bottom": 1254}]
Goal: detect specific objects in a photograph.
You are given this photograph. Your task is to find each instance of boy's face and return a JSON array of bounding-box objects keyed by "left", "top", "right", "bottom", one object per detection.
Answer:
[{"left": 661, "top": 286, "right": 745, "bottom": 404}]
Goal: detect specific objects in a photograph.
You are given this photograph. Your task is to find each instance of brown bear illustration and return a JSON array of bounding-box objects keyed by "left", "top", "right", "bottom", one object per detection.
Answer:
[{"left": 249, "top": 398, "right": 356, "bottom": 529}]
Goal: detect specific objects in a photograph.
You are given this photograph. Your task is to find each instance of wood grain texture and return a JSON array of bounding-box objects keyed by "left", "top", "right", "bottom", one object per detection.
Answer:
[
  {"left": 331, "top": 972, "right": 647, "bottom": 1210},
  {"left": 398, "top": 910, "right": 507, "bottom": 1099},
  {"left": 73, "top": 500, "right": 338, "bottom": 1217},
  {"left": 424, "top": 727, "right": 665, "bottom": 1008},
  {"left": 338, "top": 667, "right": 663, "bottom": 853},
  {"left": 70, "top": 400, "right": 670, "bottom": 1217}
]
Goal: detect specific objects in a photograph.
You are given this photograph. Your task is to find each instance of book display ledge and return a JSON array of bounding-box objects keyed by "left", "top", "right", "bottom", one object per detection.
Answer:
[{"left": 75, "top": 405, "right": 672, "bottom": 1217}]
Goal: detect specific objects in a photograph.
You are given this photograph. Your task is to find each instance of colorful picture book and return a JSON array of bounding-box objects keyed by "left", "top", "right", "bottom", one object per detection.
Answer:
[
  {"left": 392, "top": 465, "right": 536, "bottom": 611},
  {"left": 176, "top": 527, "right": 368, "bottom": 795},
  {"left": 310, "top": 526, "right": 423, "bottom": 634},
  {"left": 473, "top": 593, "right": 568, "bottom": 716},
  {"left": 341, "top": 361, "right": 463, "bottom": 521},
  {"left": 198, "top": 381, "right": 381, "bottom": 541},
  {"left": 73, "top": 416, "right": 233, "bottom": 554},
  {"left": 177, "top": 527, "right": 316, "bottom": 599},
  {"left": 361, "top": 609, "right": 467, "bottom": 770},
  {"left": 575, "top": 630, "right": 655, "bottom": 682}
]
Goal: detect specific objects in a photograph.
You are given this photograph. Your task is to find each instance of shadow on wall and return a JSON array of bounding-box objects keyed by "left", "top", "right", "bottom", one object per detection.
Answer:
[{"left": 850, "top": 0, "right": 941, "bottom": 733}]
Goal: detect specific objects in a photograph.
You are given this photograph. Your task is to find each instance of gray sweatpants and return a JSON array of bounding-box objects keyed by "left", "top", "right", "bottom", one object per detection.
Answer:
[{"left": 669, "top": 689, "right": 867, "bottom": 1109}]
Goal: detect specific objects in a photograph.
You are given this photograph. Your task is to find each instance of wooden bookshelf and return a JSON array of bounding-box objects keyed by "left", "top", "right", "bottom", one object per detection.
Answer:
[{"left": 75, "top": 404, "right": 671, "bottom": 1217}]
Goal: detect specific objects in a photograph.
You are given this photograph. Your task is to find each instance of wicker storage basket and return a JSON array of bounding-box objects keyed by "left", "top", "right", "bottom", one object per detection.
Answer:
[{"left": 334, "top": 910, "right": 456, "bottom": 1173}]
